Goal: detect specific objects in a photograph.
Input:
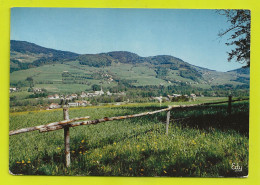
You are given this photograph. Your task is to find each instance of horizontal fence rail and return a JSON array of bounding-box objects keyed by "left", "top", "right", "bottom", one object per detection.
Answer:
[
  {"left": 9, "top": 96, "right": 249, "bottom": 167},
  {"left": 9, "top": 116, "right": 90, "bottom": 136}
]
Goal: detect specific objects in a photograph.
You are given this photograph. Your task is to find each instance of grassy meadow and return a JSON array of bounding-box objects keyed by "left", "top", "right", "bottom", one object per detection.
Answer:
[
  {"left": 10, "top": 61, "right": 246, "bottom": 94},
  {"left": 9, "top": 100, "right": 249, "bottom": 177}
]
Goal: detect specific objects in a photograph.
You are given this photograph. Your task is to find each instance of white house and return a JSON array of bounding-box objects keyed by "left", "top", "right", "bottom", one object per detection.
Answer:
[
  {"left": 48, "top": 94, "right": 60, "bottom": 99},
  {"left": 107, "top": 91, "right": 112, "bottom": 96},
  {"left": 65, "top": 96, "right": 72, "bottom": 100},
  {"left": 76, "top": 100, "right": 90, "bottom": 106},
  {"left": 153, "top": 96, "right": 163, "bottom": 102},
  {"left": 70, "top": 94, "right": 78, "bottom": 99},
  {"left": 49, "top": 103, "right": 61, "bottom": 109},
  {"left": 86, "top": 93, "right": 98, "bottom": 97},
  {"left": 94, "top": 88, "right": 104, "bottom": 96},
  {"left": 48, "top": 95, "right": 55, "bottom": 99},
  {"left": 172, "top": 94, "right": 182, "bottom": 97},
  {"left": 54, "top": 94, "right": 60, "bottom": 99},
  {"left": 9, "top": 87, "right": 17, "bottom": 92},
  {"left": 80, "top": 92, "right": 87, "bottom": 98},
  {"left": 33, "top": 88, "right": 43, "bottom": 93},
  {"left": 190, "top": 93, "right": 196, "bottom": 98},
  {"left": 68, "top": 102, "right": 79, "bottom": 107}
]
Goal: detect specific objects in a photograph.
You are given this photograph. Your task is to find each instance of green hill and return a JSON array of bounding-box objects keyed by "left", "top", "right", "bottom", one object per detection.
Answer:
[
  {"left": 10, "top": 40, "right": 249, "bottom": 95},
  {"left": 10, "top": 40, "right": 79, "bottom": 72},
  {"left": 228, "top": 67, "right": 250, "bottom": 75}
]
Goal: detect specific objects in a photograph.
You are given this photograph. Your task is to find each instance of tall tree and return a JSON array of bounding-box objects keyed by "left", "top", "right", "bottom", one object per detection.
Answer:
[
  {"left": 26, "top": 76, "right": 34, "bottom": 88},
  {"left": 217, "top": 10, "right": 251, "bottom": 67}
]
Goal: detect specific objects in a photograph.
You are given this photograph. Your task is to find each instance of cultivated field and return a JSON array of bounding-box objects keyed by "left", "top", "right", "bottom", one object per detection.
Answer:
[{"left": 9, "top": 99, "right": 249, "bottom": 177}]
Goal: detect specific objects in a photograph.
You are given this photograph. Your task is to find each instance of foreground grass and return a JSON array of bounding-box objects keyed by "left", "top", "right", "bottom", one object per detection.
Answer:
[{"left": 9, "top": 101, "right": 249, "bottom": 177}]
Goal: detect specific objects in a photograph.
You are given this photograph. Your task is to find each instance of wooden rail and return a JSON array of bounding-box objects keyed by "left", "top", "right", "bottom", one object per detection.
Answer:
[
  {"left": 9, "top": 96, "right": 249, "bottom": 167},
  {"left": 9, "top": 116, "right": 90, "bottom": 136}
]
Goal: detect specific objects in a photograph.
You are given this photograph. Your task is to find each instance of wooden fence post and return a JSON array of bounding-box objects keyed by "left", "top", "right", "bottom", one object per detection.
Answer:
[
  {"left": 228, "top": 95, "right": 232, "bottom": 115},
  {"left": 166, "top": 111, "right": 170, "bottom": 136},
  {"left": 63, "top": 106, "right": 70, "bottom": 167}
]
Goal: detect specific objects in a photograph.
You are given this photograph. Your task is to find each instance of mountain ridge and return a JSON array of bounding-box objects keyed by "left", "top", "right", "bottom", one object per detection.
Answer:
[
  {"left": 11, "top": 40, "right": 246, "bottom": 73},
  {"left": 10, "top": 40, "right": 249, "bottom": 92},
  {"left": 11, "top": 40, "right": 79, "bottom": 57},
  {"left": 10, "top": 40, "right": 214, "bottom": 71}
]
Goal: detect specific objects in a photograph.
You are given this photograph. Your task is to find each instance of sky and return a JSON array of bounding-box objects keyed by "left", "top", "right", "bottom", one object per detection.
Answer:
[{"left": 11, "top": 8, "right": 244, "bottom": 72}]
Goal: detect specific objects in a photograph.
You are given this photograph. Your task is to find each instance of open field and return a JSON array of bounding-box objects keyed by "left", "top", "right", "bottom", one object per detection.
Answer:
[{"left": 9, "top": 100, "right": 249, "bottom": 177}]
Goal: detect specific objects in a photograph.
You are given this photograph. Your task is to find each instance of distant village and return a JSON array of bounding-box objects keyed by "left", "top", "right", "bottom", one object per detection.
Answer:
[
  {"left": 152, "top": 93, "right": 199, "bottom": 102},
  {"left": 46, "top": 88, "right": 127, "bottom": 110},
  {"left": 10, "top": 86, "right": 203, "bottom": 110}
]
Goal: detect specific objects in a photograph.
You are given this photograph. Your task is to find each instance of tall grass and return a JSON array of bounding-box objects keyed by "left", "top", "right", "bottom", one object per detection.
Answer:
[{"left": 9, "top": 102, "right": 249, "bottom": 177}]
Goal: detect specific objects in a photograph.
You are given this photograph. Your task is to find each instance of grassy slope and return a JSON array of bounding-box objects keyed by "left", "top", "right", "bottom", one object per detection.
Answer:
[
  {"left": 9, "top": 100, "right": 249, "bottom": 177},
  {"left": 10, "top": 60, "right": 246, "bottom": 93},
  {"left": 10, "top": 51, "right": 51, "bottom": 63}
]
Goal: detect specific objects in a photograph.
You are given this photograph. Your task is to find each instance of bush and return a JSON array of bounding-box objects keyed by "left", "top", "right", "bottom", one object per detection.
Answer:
[{"left": 171, "top": 95, "right": 189, "bottom": 102}]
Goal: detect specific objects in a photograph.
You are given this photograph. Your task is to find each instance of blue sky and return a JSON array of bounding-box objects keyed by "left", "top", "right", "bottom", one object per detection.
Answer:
[{"left": 11, "top": 8, "right": 244, "bottom": 72}]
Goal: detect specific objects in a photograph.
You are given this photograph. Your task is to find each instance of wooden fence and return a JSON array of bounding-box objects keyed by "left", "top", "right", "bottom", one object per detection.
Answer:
[{"left": 9, "top": 96, "right": 248, "bottom": 167}]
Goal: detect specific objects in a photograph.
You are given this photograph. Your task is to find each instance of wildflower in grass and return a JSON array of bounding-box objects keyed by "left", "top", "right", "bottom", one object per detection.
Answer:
[
  {"left": 27, "top": 161, "right": 31, "bottom": 163},
  {"left": 163, "top": 170, "right": 167, "bottom": 174},
  {"left": 141, "top": 148, "right": 145, "bottom": 151},
  {"left": 140, "top": 169, "right": 144, "bottom": 172},
  {"left": 137, "top": 145, "right": 140, "bottom": 148},
  {"left": 57, "top": 147, "right": 61, "bottom": 150},
  {"left": 163, "top": 165, "right": 166, "bottom": 169},
  {"left": 113, "top": 142, "right": 117, "bottom": 145},
  {"left": 16, "top": 161, "right": 21, "bottom": 164},
  {"left": 22, "top": 160, "right": 25, "bottom": 163},
  {"left": 192, "top": 140, "right": 196, "bottom": 145},
  {"left": 79, "top": 151, "right": 82, "bottom": 154},
  {"left": 81, "top": 140, "right": 85, "bottom": 143},
  {"left": 100, "top": 154, "right": 102, "bottom": 157},
  {"left": 72, "top": 150, "right": 75, "bottom": 153},
  {"left": 129, "top": 167, "right": 132, "bottom": 171}
]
